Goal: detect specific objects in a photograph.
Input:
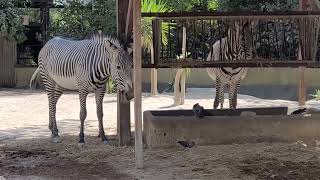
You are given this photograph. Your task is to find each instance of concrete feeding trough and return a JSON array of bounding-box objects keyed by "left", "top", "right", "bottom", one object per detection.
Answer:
[{"left": 143, "top": 107, "right": 320, "bottom": 148}]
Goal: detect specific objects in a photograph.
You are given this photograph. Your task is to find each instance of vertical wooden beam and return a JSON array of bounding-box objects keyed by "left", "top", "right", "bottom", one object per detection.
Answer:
[
  {"left": 40, "top": 2, "right": 50, "bottom": 43},
  {"left": 152, "top": 19, "right": 161, "bottom": 65},
  {"left": 180, "top": 26, "right": 187, "bottom": 104},
  {"left": 125, "top": 0, "right": 133, "bottom": 37},
  {"left": 117, "top": 89, "right": 131, "bottom": 146},
  {"left": 298, "top": 0, "right": 307, "bottom": 106},
  {"left": 117, "top": 0, "right": 133, "bottom": 146},
  {"left": 150, "top": 19, "right": 161, "bottom": 95},
  {"left": 133, "top": 0, "right": 144, "bottom": 169}
]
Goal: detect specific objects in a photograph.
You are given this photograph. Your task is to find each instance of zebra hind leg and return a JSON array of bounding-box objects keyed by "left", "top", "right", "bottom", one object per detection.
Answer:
[
  {"left": 219, "top": 84, "right": 225, "bottom": 109},
  {"left": 46, "top": 86, "right": 63, "bottom": 143},
  {"left": 214, "top": 78, "right": 221, "bottom": 109},
  {"left": 233, "top": 80, "right": 241, "bottom": 109},
  {"left": 95, "top": 87, "right": 108, "bottom": 144},
  {"left": 78, "top": 90, "right": 89, "bottom": 147}
]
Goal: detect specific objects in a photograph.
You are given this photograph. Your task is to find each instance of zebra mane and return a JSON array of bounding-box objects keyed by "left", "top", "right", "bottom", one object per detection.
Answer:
[{"left": 85, "top": 31, "right": 123, "bottom": 50}]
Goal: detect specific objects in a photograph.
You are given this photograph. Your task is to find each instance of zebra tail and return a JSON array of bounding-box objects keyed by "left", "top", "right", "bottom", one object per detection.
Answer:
[{"left": 30, "top": 67, "right": 40, "bottom": 90}]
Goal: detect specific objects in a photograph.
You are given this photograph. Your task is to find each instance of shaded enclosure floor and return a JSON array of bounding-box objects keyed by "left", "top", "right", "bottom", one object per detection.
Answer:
[
  {"left": 1, "top": 137, "right": 320, "bottom": 179},
  {"left": 2, "top": 88, "right": 320, "bottom": 179}
]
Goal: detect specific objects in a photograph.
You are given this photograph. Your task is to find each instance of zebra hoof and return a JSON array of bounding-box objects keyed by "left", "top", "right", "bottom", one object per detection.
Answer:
[{"left": 51, "top": 135, "right": 62, "bottom": 143}]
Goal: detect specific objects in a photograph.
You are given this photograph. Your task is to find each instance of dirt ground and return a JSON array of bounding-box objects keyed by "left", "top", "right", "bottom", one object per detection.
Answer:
[
  {"left": 1, "top": 137, "right": 320, "bottom": 180},
  {"left": 2, "top": 88, "right": 320, "bottom": 179}
]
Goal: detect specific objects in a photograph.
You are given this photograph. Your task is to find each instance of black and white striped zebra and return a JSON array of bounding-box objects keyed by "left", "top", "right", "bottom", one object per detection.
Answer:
[
  {"left": 206, "top": 21, "right": 254, "bottom": 109},
  {"left": 30, "top": 32, "right": 133, "bottom": 145}
]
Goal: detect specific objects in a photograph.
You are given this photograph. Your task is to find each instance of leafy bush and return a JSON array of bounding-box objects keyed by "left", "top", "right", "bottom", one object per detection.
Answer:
[
  {"left": 106, "top": 77, "right": 117, "bottom": 94},
  {"left": 310, "top": 89, "right": 320, "bottom": 101},
  {"left": 50, "top": 0, "right": 117, "bottom": 39},
  {"left": 216, "top": 0, "right": 298, "bottom": 12},
  {"left": 162, "top": 0, "right": 218, "bottom": 12},
  {"left": 0, "top": 0, "right": 26, "bottom": 43}
]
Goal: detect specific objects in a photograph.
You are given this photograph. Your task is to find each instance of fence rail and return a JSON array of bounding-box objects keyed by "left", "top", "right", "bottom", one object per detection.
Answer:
[{"left": 142, "top": 11, "right": 320, "bottom": 68}]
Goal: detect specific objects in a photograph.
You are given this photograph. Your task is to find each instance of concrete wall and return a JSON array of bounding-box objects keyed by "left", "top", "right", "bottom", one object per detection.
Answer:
[
  {"left": 13, "top": 67, "right": 320, "bottom": 100},
  {"left": 142, "top": 68, "right": 320, "bottom": 100},
  {"left": 142, "top": 68, "right": 320, "bottom": 86}
]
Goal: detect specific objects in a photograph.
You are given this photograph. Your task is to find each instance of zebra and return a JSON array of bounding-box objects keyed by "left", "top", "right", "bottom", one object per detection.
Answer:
[
  {"left": 30, "top": 32, "right": 133, "bottom": 145},
  {"left": 206, "top": 21, "right": 254, "bottom": 109}
]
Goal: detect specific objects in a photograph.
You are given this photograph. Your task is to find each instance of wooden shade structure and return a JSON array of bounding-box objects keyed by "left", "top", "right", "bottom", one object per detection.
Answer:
[
  {"left": 117, "top": 0, "right": 143, "bottom": 168},
  {"left": 116, "top": 0, "right": 320, "bottom": 168}
]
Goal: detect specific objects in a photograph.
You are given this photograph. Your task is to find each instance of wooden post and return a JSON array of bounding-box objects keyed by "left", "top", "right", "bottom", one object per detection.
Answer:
[
  {"left": 152, "top": 19, "right": 161, "bottom": 65},
  {"left": 150, "top": 20, "right": 160, "bottom": 95},
  {"left": 133, "top": 0, "right": 144, "bottom": 169},
  {"left": 116, "top": 0, "right": 132, "bottom": 146},
  {"left": 180, "top": 26, "right": 187, "bottom": 104},
  {"left": 173, "top": 26, "right": 187, "bottom": 106},
  {"left": 117, "top": 89, "right": 131, "bottom": 145},
  {"left": 298, "top": 50, "right": 306, "bottom": 106},
  {"left": 298, "top": 0, "right": 307, "bottom": 106}
]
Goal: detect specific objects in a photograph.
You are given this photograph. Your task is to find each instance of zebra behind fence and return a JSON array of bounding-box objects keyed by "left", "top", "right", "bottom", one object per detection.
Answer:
[
  {"left": 206, "top": 21, "right": 254, "bottom": 109},
  {"left": 30, "top": 32, "right": 133, "bottom": 145}
]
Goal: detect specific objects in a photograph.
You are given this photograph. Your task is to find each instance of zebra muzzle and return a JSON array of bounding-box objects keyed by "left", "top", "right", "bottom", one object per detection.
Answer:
[{"left": 120, "top": 89, "right": 134, "bottom": 102}]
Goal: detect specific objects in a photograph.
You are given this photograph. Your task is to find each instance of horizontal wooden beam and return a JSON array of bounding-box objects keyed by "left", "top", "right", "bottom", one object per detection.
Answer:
[
  {"left": 142, "top": 11, "right": 320, "bottom": 20},
  {"left": 142, "top": 60, "right": 320, "bottom": 68}
]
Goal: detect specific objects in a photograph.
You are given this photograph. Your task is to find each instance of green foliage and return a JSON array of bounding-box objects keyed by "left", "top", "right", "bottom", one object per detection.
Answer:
[
  {"left": 162, "top": 0, "right": 217, "bottom": 12},
  {"left": 310, "top": 89, "right": 320, "bottom": 101},
  {"left": 141, "top": 0, "right": 170, "bottom": 50},
  {"left": 50, "top": 0, "right": 117, "bottom": 39},
  {"left": 106, "top": 77, "right": 117, "bottom": 94},
  {"left": 216, "top": 0, "right": 298, "bottom": 11},
  {"left": 0, "top": 0, "right": 26, "bottom": 43}
]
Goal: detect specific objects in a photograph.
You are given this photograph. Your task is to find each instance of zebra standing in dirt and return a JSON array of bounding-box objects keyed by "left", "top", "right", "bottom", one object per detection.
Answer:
[
  {"left": 206, "top": 21, "right": 254, "bottom": 109},
  {"left": 30, "top": 32, "right": 133, "bottom": 145}
]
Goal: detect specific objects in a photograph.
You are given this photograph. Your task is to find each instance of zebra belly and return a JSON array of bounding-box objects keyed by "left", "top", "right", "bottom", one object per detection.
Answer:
[{"left": 51, "top": 75, "right": 78, "bottom": 90}]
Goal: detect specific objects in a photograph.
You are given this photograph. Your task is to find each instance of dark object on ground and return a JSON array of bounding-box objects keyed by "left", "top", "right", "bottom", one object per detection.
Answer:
[
  {"left": 178, "top": 141, "right": 195, "bottom": 148},
  {"left": 291, "top": 108, "right": 307, "bottom": 115},
  {"left": 193, "top": 103, "right": 205, "bottom": 118}
]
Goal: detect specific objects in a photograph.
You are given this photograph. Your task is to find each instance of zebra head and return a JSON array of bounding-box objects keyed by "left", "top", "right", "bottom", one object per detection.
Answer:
[
  {"left": 228, "top": 20, "right": 255, "bottom": 60},
  {"left": 238, "top": 21, "right": 256, "bottom": 59},
  {"left": 106, "top": 38, "right": 134, "bottom": 102}
]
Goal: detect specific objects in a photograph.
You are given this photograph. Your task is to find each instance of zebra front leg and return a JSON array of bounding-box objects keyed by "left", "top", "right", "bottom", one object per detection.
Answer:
[
  {"left": 214, "top": 78, "right": 221, "bottom": 109},
  {"left": 229, "top": 80, "right": 240, "bottom": 109},
  {"left": 78, "top": 90, "right": 88, "bottom": 146},
  {"left": 95, "top": 87, "right": 108, "bottom": 144},
  {"left": 219, "top": 84, "right": 225, "bottom": 109}
]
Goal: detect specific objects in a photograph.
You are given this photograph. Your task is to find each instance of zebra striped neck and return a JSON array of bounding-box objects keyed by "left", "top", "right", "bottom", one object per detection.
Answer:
[{"left": 88, "top": 45, "right": 111, "bottom": 87}]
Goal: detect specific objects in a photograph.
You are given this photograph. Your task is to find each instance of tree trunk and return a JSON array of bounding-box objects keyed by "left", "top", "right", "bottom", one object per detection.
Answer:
[{"left": 150, "top": 43, "right": 158, "bottom": 95}]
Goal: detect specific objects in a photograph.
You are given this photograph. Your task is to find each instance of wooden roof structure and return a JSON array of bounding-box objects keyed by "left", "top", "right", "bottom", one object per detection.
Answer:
[{"left": 120, "top": 0, "right": 320, "bottom": 168}]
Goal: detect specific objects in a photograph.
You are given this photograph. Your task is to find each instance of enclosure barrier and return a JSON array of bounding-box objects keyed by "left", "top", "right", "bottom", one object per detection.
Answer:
[{"left": 141, "top": 11, "right": 320, "bottom": 68}]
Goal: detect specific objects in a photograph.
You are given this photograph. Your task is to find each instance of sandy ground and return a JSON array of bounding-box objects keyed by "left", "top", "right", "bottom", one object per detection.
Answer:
[
  {"left": 2, "top": 88, "right": 320, "bottom": 179},
  {"left": 1, "top": 87, "right": 320, "bottom": 142}
]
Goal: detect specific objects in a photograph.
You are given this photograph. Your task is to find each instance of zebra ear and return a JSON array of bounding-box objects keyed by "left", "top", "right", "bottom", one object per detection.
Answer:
[
  {"left": 127, "top": 43, "right": 133, "bottom": 54},
  {"left": 106, "top": 40, "right": 118, "bottom": 52}
]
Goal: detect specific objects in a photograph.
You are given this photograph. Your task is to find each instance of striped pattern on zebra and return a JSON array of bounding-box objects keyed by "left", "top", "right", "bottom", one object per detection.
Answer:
[
  {"left": 30, "top": 32, "right": 133, "bottom": 145},
  {"left": 206, "top": 21, "right": 254, "bottom": 109}
]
